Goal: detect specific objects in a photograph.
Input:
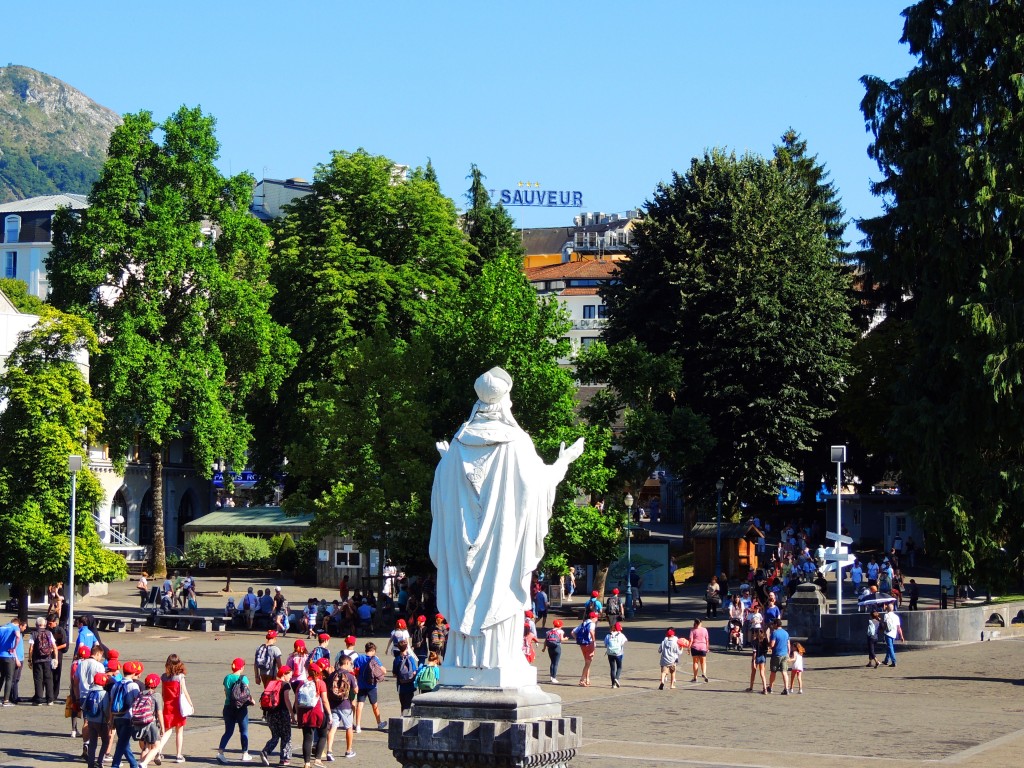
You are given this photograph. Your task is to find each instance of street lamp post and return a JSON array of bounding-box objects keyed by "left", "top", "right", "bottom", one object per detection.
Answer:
[
  {"left": 624, "top": 492, "right": 634, "bottom": 619},
  {"left": 715, "top": 478, "right": 724, "bottom": 582},
  {"left": 68, "top": 455, "right": 83, "bottom": 638},
  {"left": 831, "top": 445, "right": 847, "bottom": 615}
]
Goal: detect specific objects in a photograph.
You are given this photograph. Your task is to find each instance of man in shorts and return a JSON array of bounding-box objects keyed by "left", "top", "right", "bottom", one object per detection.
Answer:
[
  {"left": 767, "top": 618, "right": 790, "bottom": 694},
  {"left": 325, "top": 655, "right": 358, "bottom": 760}
]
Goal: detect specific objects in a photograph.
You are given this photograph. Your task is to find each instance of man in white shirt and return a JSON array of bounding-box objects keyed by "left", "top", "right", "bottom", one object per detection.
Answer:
[{"left": 880, "top": 603, "right": 904, "bottom": 667}]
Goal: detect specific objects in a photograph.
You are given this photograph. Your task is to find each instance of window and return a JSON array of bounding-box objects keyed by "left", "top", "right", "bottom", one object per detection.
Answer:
[
  {"left": 582, "top": 305, "right": 596, "bottom": 319},
  {"left": 4, "top": 215, "right": 20, "bottom": 244},
  {"left": 597, "top": 304, "right": 608, "bottom": 319},
  {"left": 334, "top": 547, "right": 362, "bottom": 568},
  {"left": 3, "top": 251, "right": 15, "bottom": 278},
  {"left": 581, "top": 336, "right": 599, "bottom": 349},
  {"left": 895, "top": 515, "right": 907, "bottom": 534}
]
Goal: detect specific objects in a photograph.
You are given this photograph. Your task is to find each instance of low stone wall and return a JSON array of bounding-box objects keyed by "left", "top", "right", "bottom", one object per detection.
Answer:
[{"left": 813, "top": 599, "right": 1024, "bottom": 652}]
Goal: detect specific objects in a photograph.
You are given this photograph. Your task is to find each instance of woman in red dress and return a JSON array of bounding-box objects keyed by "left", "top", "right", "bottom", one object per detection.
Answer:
[{"left": 160, "top": 654, "right": 193, "bottom": 763}]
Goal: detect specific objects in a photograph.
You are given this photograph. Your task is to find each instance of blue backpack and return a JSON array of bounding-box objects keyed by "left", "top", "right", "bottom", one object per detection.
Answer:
[
  {"left": 83, "top": 688, "right": 104, "bottom": 720},
  {"left": 573, "top": 622, "right": 592, "bottom": 646},
  {"left": 110, "top": 680, "right": 130, "bottom": 715}
]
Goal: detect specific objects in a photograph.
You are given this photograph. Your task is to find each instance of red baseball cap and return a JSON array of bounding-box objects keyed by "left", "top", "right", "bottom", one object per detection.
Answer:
[
  {"left": 591, "top": 591, "right": 599, "bottom": 597},
  {"left": 588, "top": 611, "right": 598, "bottom": 619},
  {"left": 317, "top": 633, "right": 330, "bottom": 642},
  {"left": 345, "top": 635, "right": 357, "bottom": 645},
  {"left": 231, "top": 658, "right": 245, "bottom": 672},
  {"left": 94, "top": 673, "right": 109, "bottom": 686},
  {"left": 612, "top": 588, "right": 619, "bottom": 595},
  {"left": 144, "top": 674, "right": 160, "bottom": 689},
  {"left": 294, "top": 640, "right": 307, "bottom": 652},
  {"left": 524, "top": 610, "right": 533, "bottom": 618},
  {"left": 266, "top": 630, "right": 278, "bottom": 639},
  {"left": 77, "top": 646, "right": 90, "bottom": 659}
]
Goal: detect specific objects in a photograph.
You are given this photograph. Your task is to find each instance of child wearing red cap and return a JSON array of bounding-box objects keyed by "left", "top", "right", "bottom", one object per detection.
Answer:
[
  {"left": 84, "top": 672, "right": 112, "bottom": 768},
  {"left": 136, "top": 675, "right": 165, "bottom": 767},
  {"left": 577, "top": 612, "right": 598, "bottom": 686},
  {"left": 385, "top": 619, "right": 410, "bottom": 659},
  {"left": 258, "top": 666, "right": 295, "bottom": 766},
  {"left": 410, "top": 615, "right": 429, "bottom": 664},
  {"left": 286, "top": 640, "right": 310, "bottom": 686},
  {"left": 544, "top": 619, "right": 566, "bottom": 683},
  {"left": 254, "top": 631, "right": 283, "bottom": 686},
  {"left": 216, "top": 658, "right": 253, "bottom": 763},
  {"left": 110, "top": 661, "right": 143, "bottom": 768}
]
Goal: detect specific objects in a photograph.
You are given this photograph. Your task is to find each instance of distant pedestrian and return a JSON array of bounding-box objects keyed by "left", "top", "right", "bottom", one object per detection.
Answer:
[
  {"left": 767, "top": 619, "right": 790, "bottom": 694},
  {"left": 745, "top": 627, "right": 769, "bottom": 693},
  {"left": 27, "top": 616, "right": 57, "bottom": 705},
  {"left": 604, "top": 622, "right": 627, "bottom": 688},
  {"left": 658, "top": 629, "right": 684, "bottom": 690},
  {"left": 787, "top": 642, "right": 805, "bottom": 693},
  {"left": 254, "top": 630, "right": 283, "bottom": 687},
  {"left": 705, "top": 577, "right": 721, "bottom": 618},
  {"left": 907, "top": 579, "right": 920, "bottom": 611},
  {"left": 604, "top": 588, "right": 623, "bottom": 627},
  {"left": 577, "top": 612, "right": 597, "bottom": 687},
  {"left": 881, "top": 603, "right": 904, "bottom": 667},
  {"left": 688, "top": 618, "right": 710, "bottom": 683},
  {"left": 866, "top": 611, "right": 881, "bottom": 668}
]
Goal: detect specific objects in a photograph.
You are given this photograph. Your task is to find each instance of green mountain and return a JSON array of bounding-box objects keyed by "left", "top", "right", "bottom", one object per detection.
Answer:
[{"left": 0, "top": 64, "right": 120, "bottom": 202}]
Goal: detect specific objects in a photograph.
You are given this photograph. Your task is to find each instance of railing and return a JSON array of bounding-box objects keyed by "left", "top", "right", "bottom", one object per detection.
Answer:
[{"left": 92, "top": 511, "right": 141, "bottom": 549}]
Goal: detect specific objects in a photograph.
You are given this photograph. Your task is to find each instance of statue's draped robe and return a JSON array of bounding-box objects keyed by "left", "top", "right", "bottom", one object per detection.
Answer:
[{"left": 429, "top": 410, "right": 565, "bottom": 669}]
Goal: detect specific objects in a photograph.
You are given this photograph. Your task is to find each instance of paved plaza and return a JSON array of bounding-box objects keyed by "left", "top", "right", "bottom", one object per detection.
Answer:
[{"left": 2, "top": 577, "right": 1022, "bottom": 768}]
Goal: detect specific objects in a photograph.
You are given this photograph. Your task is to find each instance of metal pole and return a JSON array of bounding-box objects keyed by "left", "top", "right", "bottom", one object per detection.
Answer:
[
  {"left": 836, "top": 459, "right": 843, "bottom": 615},
  {"left": 624, "top": 493, "right": 634, "bottom": 619},
  {"left": 715, "top": 483, "right": 723, "bottom": 581},
  {"left": 68, "top": 455, "right": 82, "bottom": 642}
]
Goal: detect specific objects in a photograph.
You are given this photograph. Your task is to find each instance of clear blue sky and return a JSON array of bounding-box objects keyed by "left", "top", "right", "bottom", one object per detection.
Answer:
[{"left": 6, "top": 2, "right": 916, "bottom": 235}]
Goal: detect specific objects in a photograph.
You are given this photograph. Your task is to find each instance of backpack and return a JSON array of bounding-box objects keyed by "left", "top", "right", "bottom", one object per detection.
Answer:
[
  {"left": 545, "top": 629, "right": 562, "bottom": 646},
  {"left": 229, "top": 677, "right": 253, "bottom": 709},
  {"left": 255, "top": 644, "right": 274, "bottom": 675},
  {"left": 327, "top": 669, "right": 351, "bottom": 704},
  {"left": 396, "top": 654, "right": 416, "bottom": 684},
  {"left": 414, "top": 664, "right": 438, "bottom": 692},
  {"left": 308, "top": 646, "right": 329, "bottom": 669},
  {"left": 370, "top": 657, "right": 387, "bottom": 684},
  {"left": 129, "top": 692, "right": 156, "bottom": 727},
  {"left": 573, "top": 622, "right": 592, "bottom": 646},
  {"left": 34, "top": 630, "right": 54, "bottom": 658},
  {"left": 606, "top": 595, "right": 621, "bottom": 616},
  {"left": 259, "top": 680, "right": 283, "bottom": 711},
  {"left": 296, "top": 678, "right": 319, "bottom": 710},
  {"left": 110, "top": 679, "right": 131, "bottom": 715},
  {"left": 83, "top": 688, "right": 104, "bottom": 720}
]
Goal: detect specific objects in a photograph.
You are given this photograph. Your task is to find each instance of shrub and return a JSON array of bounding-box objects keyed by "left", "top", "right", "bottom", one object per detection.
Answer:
[{"left": 276, "top": 533, "right": 298, "bottom": 571}]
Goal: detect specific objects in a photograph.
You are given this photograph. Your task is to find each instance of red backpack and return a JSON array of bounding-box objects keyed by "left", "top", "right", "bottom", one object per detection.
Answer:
[{"left": 259, "top": 680, "right": 283, "bottom": 710}]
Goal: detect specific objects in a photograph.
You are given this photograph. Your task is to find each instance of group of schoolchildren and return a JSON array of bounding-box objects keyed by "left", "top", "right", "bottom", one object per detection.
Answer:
[{"left": 244, "top": 625, "right": 442, "bottom": 766}]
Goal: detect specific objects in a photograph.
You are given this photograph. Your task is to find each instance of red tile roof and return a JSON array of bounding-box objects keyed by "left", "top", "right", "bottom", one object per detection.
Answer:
[{"left": 524, "top": 259, "right": 621, "bottom": 282}]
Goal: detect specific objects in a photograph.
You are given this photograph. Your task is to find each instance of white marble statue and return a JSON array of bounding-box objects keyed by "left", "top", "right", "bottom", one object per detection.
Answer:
[{"left": 429, "top": 367, "right": 584, "bottom": 686}]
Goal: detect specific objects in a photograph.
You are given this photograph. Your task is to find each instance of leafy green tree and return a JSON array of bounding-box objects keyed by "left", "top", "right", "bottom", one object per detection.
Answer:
[
  {"left": 603, "top": 149, "right": 855, "bottom": 511},
  {"left": 183, "top": 532, "right": 272, "bottom": 591},
  {"left": 859, "top": 0, "right": 1024, "bottom": 584},
  {"left": 46, "top": 106, "right": 296, "bottom": 578},
  {"left": 265, "top": 150, "right": 474, "bottom": 563},
  {"left": 0, "top": 307, "right": 126, "bottom": 614},
  {"left": 0, "top": 278, "right": 46, "bottom": 314}
]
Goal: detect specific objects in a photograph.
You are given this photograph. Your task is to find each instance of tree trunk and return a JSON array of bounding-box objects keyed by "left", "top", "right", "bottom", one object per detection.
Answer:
[
  {"left": 150, "top": 449, "right": 167, "bottom": 579},
  {"left": 224, "top": 568, "right": 232, "bottom": 593},
  {"left": 15, "top": 583, "right": 28, "bottom": 623},
  {"left": 592, "top": 564, "right": 610, "bottom": 598}
]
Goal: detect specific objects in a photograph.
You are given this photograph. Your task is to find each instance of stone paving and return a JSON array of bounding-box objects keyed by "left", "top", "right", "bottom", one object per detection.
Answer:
[{"left": 1, "top": 575, "right": 1022, "bottom": 768}]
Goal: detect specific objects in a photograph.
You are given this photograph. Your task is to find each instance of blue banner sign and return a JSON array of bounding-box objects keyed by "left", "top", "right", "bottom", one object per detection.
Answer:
[
  {"left": 498, "top": 189, "right": 583, "bottom": 207},
  {"left": 213, "top": 470, "right": 259, "bottom": 489}
]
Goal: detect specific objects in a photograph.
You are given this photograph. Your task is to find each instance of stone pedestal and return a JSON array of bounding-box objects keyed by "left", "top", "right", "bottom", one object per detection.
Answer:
[
  {"left": 787, "top": 582, "right": 828, "bottom": 641},
  {"left": 389, "top": 686, "right": 581, "bottom": 768}
]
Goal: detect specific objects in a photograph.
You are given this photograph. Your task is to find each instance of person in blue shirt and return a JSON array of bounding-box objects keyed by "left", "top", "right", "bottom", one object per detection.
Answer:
[
  {"left": 767, "top": 619, "right": 790, "bottom": 694},
  {"left": 0, "top": 618, "right": 23, "bottom": 705},
  {"left": 75, "top": 617, "right": 98, "bottom": 658},
  {"left": 763, "top": 593, "right": 782, "bottom": 626}
]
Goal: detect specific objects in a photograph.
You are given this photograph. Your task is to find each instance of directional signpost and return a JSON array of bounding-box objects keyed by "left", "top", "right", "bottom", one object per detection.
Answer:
[{"left": 823, "top": 530, "right": 855, "bottom": 614}]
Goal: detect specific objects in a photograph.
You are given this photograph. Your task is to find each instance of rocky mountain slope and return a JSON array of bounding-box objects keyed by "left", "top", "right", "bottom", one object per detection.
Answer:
[{"left": 0, "top": 64, "right": 120, "bottom": 202}]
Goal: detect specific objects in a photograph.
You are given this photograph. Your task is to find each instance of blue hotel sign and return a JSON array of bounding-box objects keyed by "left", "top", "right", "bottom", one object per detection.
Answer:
[{"left": 496, "top": 188, "right": 583, "bottom": 208}]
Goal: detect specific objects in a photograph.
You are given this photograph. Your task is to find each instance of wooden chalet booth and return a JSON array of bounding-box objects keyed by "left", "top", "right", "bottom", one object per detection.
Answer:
[{"left": 690, "top": 520, "right": 764, "bottom": 580}]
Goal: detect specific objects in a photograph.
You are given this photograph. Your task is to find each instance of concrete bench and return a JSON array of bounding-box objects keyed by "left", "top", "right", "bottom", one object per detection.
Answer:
[
  {"left": 153, "top": 614, "right": 213, "bottom": 632},
  {"left": 94, "top": 617, "right": 142, "bottom": 633}
]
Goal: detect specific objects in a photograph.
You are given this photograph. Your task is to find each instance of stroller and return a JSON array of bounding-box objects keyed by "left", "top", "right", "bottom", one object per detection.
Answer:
[{"left": 727, "top": 622, "right": 743, "bottom": 651}]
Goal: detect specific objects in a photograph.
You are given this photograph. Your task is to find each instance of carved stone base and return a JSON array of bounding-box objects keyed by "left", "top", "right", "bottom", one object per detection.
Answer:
[{"left": 388, "top": 687, "right": 582, "bottom": 768}]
